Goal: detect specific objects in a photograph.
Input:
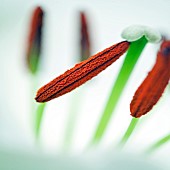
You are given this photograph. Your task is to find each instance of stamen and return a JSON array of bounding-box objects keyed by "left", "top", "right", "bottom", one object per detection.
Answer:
[
  {"left": 130, "top": 40, "right": 170, "bottom": 118},
  {"left": 26, "top": 7, "right": 44, "bottom": 74},
  {"left": 35, "top": 41, "right": 129, "bottom": 102}
]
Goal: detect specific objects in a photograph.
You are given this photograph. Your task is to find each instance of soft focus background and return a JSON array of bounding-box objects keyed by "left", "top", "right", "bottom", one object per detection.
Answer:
[{"left": 1, "top": 0, "right": 170, "bottom": 169}]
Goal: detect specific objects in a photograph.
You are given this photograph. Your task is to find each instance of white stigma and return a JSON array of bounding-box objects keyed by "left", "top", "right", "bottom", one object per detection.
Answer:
[{"left": 121, "top": 25, "right": 162, "bottom": 43}]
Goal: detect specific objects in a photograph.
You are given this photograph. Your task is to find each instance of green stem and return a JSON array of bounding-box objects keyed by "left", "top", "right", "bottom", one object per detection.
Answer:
[
  {"left": 31, "top": 75, "right": 47, "bottom": 140},
  {"left": 145, "top": 134, "right": 170, "bottom": 154},
  {"left": 91, "top": 37, "right": 148, "bottom": 144},
  {"left": 63, "top": 89, "right": 82, "bottom": 150},
  {"left": 118, "top": 118, "right": 139, "bottom": 148},
  {"left": 35, "top": 103, "right": 46, "bottom": 138}
]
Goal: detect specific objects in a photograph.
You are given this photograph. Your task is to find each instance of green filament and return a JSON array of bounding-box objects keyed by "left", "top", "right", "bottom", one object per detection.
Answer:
[
  {"left": 146, "top": 134, "right": 170, "bottom": 154},
  {"left": 119, "top": 118, "right": 139, "bottom": 148},
  {"left": 91, "top": 37, "right": 148, "bottom": 144},
  {"left": 35, "top": 103, "right": 46, "bottom": 138}
]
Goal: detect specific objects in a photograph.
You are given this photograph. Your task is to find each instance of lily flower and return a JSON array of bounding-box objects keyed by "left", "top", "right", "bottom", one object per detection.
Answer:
[
  {"left": 130, "top": 39, "right": 170, "bottom": 118},
  {"left": 92, "top": 25, "right": 162, "bottom": 144}
]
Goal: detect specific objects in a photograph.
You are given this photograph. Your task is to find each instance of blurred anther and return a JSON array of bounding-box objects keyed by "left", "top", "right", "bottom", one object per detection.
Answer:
[
  {"left": 80, "top": 12, "right": 91, "bottom": 61},
  {"left": 26, "top": 6, "right": 44, "bottom": 74},
  {"left": 130, "top": 40, "right": 170, "bottom": 118}
]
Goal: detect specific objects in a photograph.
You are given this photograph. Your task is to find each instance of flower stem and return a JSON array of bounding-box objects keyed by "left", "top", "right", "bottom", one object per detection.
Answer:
[
  {"left": 145, "top": 134, "right": 170, "bottom": 154},
  {"left": 91, "top": 37, "right": 148, "bottom": 144},
  {"left": 118, "top": 117, "right": 139, "bottom": 148}
]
